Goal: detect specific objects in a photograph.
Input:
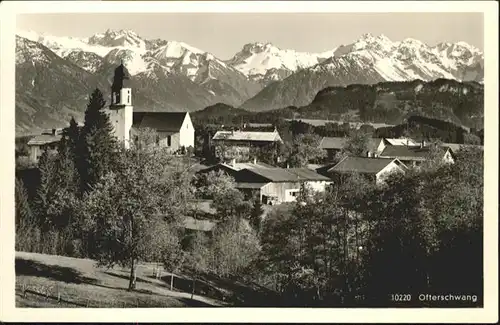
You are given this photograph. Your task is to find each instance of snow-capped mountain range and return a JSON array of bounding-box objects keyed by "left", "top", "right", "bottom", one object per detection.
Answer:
[
  {"left": 17, "top": 29, "right": 484, "bottom": 84},
  {"left": 15, "top": 29, "right": 484, "bottom": 134}
]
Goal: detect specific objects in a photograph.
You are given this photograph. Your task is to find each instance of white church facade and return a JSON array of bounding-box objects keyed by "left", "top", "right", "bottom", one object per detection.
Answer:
[{"left": 107, "top": 63, "right": 195, "bottom": 152}]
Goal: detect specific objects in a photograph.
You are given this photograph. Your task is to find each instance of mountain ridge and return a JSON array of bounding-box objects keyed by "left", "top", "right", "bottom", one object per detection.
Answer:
[{"left": 15, "top": 29, "right": 484, "bottom": 135}]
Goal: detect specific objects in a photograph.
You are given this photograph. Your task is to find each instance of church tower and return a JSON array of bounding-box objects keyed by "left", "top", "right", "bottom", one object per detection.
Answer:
[{"left": 108, "top": 62, "right": 133, "bottom": 148}]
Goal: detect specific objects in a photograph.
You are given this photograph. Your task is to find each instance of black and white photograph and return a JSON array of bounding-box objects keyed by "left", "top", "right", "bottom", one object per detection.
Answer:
[{"left": 0, "top": 0, "right": 498, "bottom": 323}]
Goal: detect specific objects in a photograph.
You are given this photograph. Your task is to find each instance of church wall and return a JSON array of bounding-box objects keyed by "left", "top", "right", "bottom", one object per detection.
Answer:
[
  {"left": 179, "top": 113, "right": 195, "bottom": 149},
  {"left": 107, "top": 105, "right": 133, "bottom": 149},
  {"left": 158, "top": 131, "right": 180, "bottom": 152}
]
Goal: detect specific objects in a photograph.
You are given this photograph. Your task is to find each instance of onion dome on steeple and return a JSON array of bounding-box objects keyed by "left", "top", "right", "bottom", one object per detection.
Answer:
[{"left": 111, "top": 60, "right": 132, "bottom": 92}]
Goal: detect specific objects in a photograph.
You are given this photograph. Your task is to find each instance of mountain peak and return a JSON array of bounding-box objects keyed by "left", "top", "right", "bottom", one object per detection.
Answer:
[
  {"left": 88, "top": 29, "right": 145, "bottom": 50},
  {"left": 240, "top": 42, "right": 278, "bottom": 53}
]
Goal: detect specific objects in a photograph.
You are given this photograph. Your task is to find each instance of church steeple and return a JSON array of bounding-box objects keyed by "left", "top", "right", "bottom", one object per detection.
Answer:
[
  {"left": 108, "top": 62, "right": 133, "bottom": 149},
  {"left": 111, "top": 61, "right": 132, "bottom": 106}
]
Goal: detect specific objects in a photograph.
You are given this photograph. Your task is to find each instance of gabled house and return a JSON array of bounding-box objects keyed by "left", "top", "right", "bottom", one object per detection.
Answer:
[
  {"left": 234, "top": 167, "right": 332, "bottom": 205},
  {"left": 197, "top": 159, "right": 274, "bottom": 176},
  {"left": 319, "top": 136, "right": 384, "bottom": 159},
  {"left": 327, "top": 156, "right": 407, "bottom": 185},
  {"left": 319, "top": 137, "right": 347, "bottom": 159},
  {"left": 211, "top": 129, "right": 282, "bottom": 161},
  {"left": 198, "top": 162, "right": 332, "bottom": 205},
  {"left": 375, "top": 137, "right": 419, "bottom": 154},
  {"left": 27, "top": 128, "right": 64, "bottom": 162},
  {"left": 379, "top": 145, "right": 455, "bottom": 167},
  {"left": 439, "top": 143, "right": 483, "bottom": 153},
  {"left": 132, "top": 111, "right": 194, "bottom": 153}
]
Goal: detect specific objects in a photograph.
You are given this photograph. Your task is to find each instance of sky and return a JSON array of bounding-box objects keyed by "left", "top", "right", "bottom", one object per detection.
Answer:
[{"left": 17, "top": 12, "right": 484, "bottom": 59}]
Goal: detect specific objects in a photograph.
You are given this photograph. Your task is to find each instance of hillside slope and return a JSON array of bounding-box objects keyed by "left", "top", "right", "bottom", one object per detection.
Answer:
[
  {"left": 197, "top": 79, "right": 484, "bottom": 130},
  {"left": 15, "top": 251, "right": 279, "bottom": 307}
]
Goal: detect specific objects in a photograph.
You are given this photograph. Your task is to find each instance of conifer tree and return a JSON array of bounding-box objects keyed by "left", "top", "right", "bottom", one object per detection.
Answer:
[
  {"left": 77, "top": 88, "right": 119, "bottom": 193},
  {"left": 34, "top": 149, "right": 58, "bottom": 229},
  {"left": 64, "top": 117, "right": 80, "bottom": 155},
  {"left": 15, "top": 177, "right": 33, "bottom": 227}
]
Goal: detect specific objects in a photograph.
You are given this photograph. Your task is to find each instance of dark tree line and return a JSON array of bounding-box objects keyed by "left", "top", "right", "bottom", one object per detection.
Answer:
[{"left": 257, "top": 147, "right": 483, "bottom": 306}]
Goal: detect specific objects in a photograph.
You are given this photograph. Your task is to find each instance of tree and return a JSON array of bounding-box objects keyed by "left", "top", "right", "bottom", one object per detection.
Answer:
[
  {"left": 193, "top": 170, "right": 237, "bottom": 200},
  {"left": 79, "top": 147, "right": 194, "bottom": 290},
  {"left": 64, "top": 117, "right": 80, "bottom": 153},
  {"left": 286, "top": 134, "right": 325, "bottom": 167},
  {"left": 34, "top": 149, "right": 58, "bottom": 230},
  {"left": 258, "top": 173, "right": 374, "bottom": 306},
  {"left": 250, "top": 141, "right": 287, "bottom": 165},
  {"left": 249, "top": 197, "right": 264, "bottom": 233},
  {"left": 357, "top": 149, "right": 483, "bottom": 306},
  {"left": 341, "top": 130, "right": 371, "bottom": 157},
  {"left": 210, "top": 218, "right": 261, "bottom": 277},
  {"left": 15, "top": 177, "right": 33, "bottom": 227},
  {"left": 77, "top": 88, "right": 120, "bottom": 194},
  {"left": 185, "top": 232, "right": 211, "bottom": 299},
  {"left": 139, "top": 218, "right": 185, "bottom": 290},
  {"left": 132, "top": 127, "right": 158, "bottom": 150},
  {"left": 463, "top": 132, "right": 481, "bottom": 145},
  {"left": 54, "top": 136, "right": 80, "bottom": 197},
  {"left": 212, "top": 187, "right": 253, "bottom": 221}
]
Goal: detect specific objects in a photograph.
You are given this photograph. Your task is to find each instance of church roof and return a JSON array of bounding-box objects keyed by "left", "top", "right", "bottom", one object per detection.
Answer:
[
  {"left": 112, "top": 63, "right": 132, "bottom": 88},
  {"left": 132, "top": 112, "right": 188, "bottom": 132}
]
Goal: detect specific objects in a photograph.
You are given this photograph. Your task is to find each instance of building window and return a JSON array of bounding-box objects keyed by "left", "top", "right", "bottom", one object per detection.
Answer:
[
  {"left": 167, "top": 135, "right": 171, "bottom": 147},
  {"left": 128, "top": 95, "right": 131, "bottom": 104}
]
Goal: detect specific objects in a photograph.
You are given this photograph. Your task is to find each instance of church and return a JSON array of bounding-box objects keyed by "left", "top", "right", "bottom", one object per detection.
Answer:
[
  {"left": 27, "top": 63, "right": 195, "bottom": 163},
  {"left": 107, "top": 62, "right": 195, "bottom": 152}
]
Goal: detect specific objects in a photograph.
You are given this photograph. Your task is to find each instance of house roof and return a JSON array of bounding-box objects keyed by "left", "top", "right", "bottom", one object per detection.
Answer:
[
  {"left": 242, "top": 167, "right": 331, "bottom": 183},
  {"left": 328, "top": 156, "right": 401, "bottom": 174},
  {"left": 235, "top": 182, "right": 270, "bottom": 189},
  {"left": 384, "top": 138, "right": 419, "bottom": 146},
  {"left": 212, "top": 130, "right": 281, "bottom": 142},
  {"left": 189, "top": 200, "right": 217, "bottom": 215},
  {"left": 440, "top": 143, "right": 483, "bottom": 153},
  {"left": 319, "top": 137, "right": 382, "bottom": 152},
  {"left": 379, "top": 145, "right": 443, "bottom": 161},
  {"left": 319, "top": 137, "right": 348, "bottom": 150},
  {"left": 288, "top": 168, "right": 332, "bottom": 181},
  {"left": 223, "top": 161, "right": 275, "bottom": 171},
  {"left": 182, "top": 216, "right": 217, "bottom": 232},
  {"left": 198, "top": 161, "right": 274, "bottom": 175},
  {"left": 244, "top": 123, "right": 274, "bottom": 128},
  {"left": 132, "top": 112, "right": 188, "bottom": 132},
  {"left": 27, "top": 134, "right": 62, "bottom": 146}
]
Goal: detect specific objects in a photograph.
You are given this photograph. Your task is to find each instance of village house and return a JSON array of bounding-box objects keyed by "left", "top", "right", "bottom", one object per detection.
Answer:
[
  {"left": 211, "top": 129, "right": 282, "bottom": 161},
  {"left": 107, "top": 62, "right": 194, "bottom": 151},
  {"left": 327, "top": 156, "right": 408, "bottom": 185},
  {"left": 234, "top": 167, "right": 332, "bottom": 205},
  {"left": 198, "top": 162, "right": 332, "bottom": 205},
  {"left": 318, "top": 137, "right": 348, "bottom": 159},
  {"left": 378, "top": 144, "right": 455, "bottom": 167},
  {"left": 197, "top": 159, "right": 275, "bottom": 176},
  {"left": 319, "top": 136, "right": 386, "bottom": 159},
  {"left": 27, "top": 128, "right": 63, "bottom": 162},
  {"left": 439, "top": 143, "right": 483, "bottom": 153},
  {"left": 375, "top": 137, "right": 420, "bottom": 154}
]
